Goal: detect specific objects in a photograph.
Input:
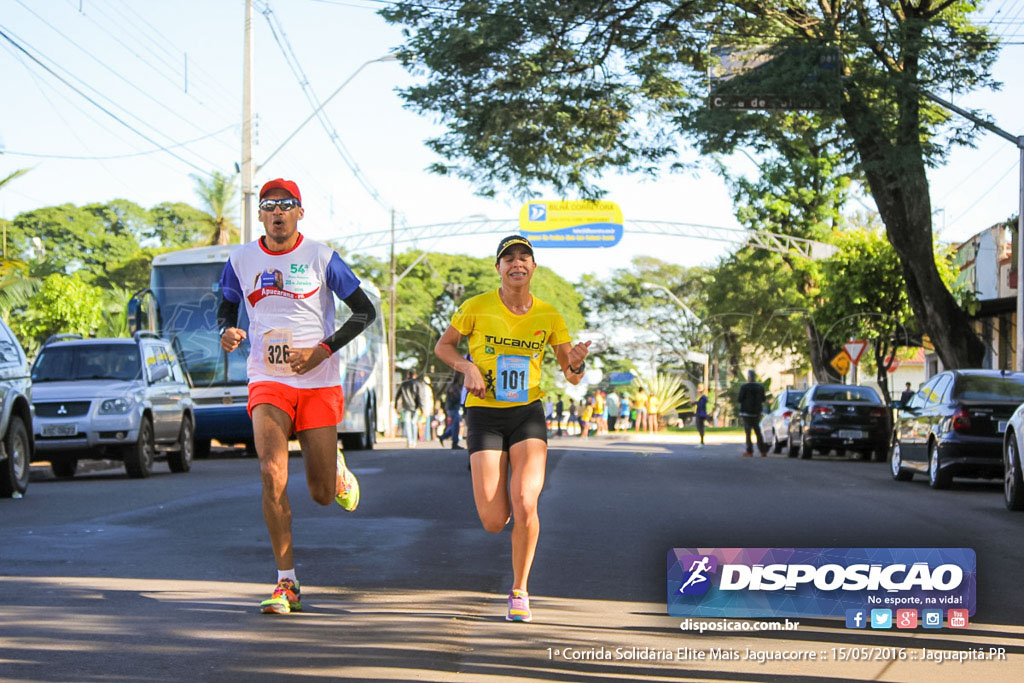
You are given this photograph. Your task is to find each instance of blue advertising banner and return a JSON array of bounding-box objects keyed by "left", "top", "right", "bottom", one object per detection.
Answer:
[
  {"left": 668, "top": 547, "right": 976, "bottom": 619},
  {"left": 517, "top": 200, "right": 623, "bottom": 247}
]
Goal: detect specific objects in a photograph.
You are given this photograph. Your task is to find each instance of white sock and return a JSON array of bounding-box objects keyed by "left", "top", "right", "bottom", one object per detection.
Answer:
[{"left": 278, "top": 569, "right": 297, "bottom": 583}]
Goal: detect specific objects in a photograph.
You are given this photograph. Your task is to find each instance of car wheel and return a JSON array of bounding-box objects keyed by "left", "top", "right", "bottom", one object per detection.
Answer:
[
  {"left": 0, "top": 415, "right": 30, "bottom": 497},
  {"left": 51, "top": 458, "right": 78, "bottom": 479},
  {"left": 772, "top": 429, "right": 784, "bottom": 453},
  {"left": 800, "top": 435, "right": 812, "bottom": 460},
  {"left": 1004, "top": 433, "right": 1024, "bottom": 511},
  {"left": 124, "top": 416, "right": 155, "bottom": 478},
  {"left": 928, "top": 440, "right": 951, "bottom": 490},
  {"left": 873, "top": 444, "right": 888, "bottom": 462},
  {"left": 890, "top": 441, "right": 913, "bottom": 481},
  {"left": 167, "top": 416, "right": 194, "bottom": 473},
  {"left": 244, "top": 440, "right": 259, "bottom": 458},
  {"left": 787, "top": 428, "right": 800, "bottom": 458}
]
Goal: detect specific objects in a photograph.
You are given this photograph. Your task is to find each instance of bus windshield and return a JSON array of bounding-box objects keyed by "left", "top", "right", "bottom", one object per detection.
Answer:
[{"left": 151, "top": 262, "right": 250, "bottom": 388}]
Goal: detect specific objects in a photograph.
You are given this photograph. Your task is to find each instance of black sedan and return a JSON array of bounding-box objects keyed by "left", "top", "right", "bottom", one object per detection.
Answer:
[
  {"left": 788, "top": 384, "right": 890, "bottom": 461},
  {"left": 889, "top": 369, "right": 1024, "bottom": 489}
]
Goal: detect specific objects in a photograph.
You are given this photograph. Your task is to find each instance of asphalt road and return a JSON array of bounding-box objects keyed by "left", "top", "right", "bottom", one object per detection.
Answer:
[{"left": 1, "top": 435, "right": 1021, "bottom": 682}]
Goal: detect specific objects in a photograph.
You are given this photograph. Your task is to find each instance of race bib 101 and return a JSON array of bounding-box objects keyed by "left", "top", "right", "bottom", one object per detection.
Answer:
[{"left": 495, "top": 354, "right": 530, "bottom": 402}]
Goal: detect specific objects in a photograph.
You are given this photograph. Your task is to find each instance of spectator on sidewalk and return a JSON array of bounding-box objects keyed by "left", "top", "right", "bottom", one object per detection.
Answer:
[
  {"left": 395, "top": 370, "right": 422, "bottom": 448},
  {"left": 738, "top": 370, "right": 768, "bottom": 457}
]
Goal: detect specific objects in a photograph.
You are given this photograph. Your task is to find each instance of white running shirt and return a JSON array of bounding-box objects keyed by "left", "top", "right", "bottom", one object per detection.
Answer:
[{"left": 219, "top": 234, "right": 361, "bottom": 388}]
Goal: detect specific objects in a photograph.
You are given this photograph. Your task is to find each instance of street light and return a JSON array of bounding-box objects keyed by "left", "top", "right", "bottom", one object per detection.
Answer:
[
  {"left": 641, "top": 281, "right": 710, "bottom": 388},
  {"left": 241, "top": 53, "right": 400, "bottom": 243}
]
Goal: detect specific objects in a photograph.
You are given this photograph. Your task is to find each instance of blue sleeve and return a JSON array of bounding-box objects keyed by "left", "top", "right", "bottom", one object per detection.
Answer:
[
  {"left": 326, "top": 252, "right": 360, "bottom": 300},
  {"left": 219, "top": 260, "right": 242, "bottom": 303}
]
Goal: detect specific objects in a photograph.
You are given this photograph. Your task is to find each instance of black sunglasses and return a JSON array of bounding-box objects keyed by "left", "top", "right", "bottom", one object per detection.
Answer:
[{"left": 259, "top": 198, "right": 301, "bottom": 212}]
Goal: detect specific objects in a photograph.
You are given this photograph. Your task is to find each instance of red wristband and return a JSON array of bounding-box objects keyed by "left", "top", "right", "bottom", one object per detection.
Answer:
[{"left": 318, "top": 342, "right": 332, "bottom": 356}]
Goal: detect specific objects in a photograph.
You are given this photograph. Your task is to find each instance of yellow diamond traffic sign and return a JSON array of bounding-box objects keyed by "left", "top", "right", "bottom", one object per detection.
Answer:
[{"left": 831, "top": 351, "right": 851, "bottom": 376}]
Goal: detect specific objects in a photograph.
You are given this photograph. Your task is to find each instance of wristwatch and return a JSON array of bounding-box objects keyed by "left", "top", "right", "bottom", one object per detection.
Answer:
[{"left": 569, "top": 361, "right": 586, "bottom": 375}]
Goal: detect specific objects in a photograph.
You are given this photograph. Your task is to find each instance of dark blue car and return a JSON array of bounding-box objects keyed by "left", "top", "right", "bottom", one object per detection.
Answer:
[{"left": 889, "top": 369, "right": 1024, "bottom": 489}]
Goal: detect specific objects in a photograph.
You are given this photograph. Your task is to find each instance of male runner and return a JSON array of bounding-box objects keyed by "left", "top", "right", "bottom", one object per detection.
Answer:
[
  {"left": 434, "top": 235, "right": 590, "bottom": 622},
  {"left": 217, "top": 178, "right": 376, "bottom": 614}
]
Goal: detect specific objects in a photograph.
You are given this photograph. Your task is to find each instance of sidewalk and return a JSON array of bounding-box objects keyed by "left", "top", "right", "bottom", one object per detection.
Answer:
[{"left": 598, "top": 430, "right": 747, "bottom": 445}]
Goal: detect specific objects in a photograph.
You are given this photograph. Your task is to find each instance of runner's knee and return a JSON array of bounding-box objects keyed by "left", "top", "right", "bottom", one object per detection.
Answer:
[
  {"left": 510, "top": 489, "right": 540, "bottom": 519},
  {"left": 479, "top": 511, "right": 510, "bottom": 533},
  {"left": 309, "top": 482, "right": 333, "bottom": 506}
]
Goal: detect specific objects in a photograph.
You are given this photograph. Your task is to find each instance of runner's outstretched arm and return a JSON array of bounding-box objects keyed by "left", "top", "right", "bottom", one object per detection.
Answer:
[{"left": 554, "top": 341, "right": 591, "bottom": 386}]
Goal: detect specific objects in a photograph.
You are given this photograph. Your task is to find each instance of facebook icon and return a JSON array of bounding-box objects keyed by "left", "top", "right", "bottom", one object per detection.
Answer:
[{"left": 845, "top": 609, "right": 867, "bottom": 629}]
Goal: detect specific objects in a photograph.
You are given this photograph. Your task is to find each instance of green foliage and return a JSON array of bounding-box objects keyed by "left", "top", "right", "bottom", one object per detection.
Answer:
[
  {"left": 816, "top": 225, "right": 914, "bottom": 346},
  {"left": 0, "top": 259, "right": 38, "bottom": 322},
  {"left": 150, "top": 202, "right": 219, "bottom": 248},
  {"left": 9, "top": 203, "right": 143, "bottom": 284},
  {"left": 9, "top": 273, "right": 104, "bottom": 353},
  {"left": 633, "top": 372, "right": 690, "bottom": 417},
  {"left": 384, "top": 0, "right": 996, "bottom": 367},
  {"left": 191, "top": 171, "right": 239, "bottom": 245},
  {"left": 578, "top": 256, "right": 706, "bottom": 381}
]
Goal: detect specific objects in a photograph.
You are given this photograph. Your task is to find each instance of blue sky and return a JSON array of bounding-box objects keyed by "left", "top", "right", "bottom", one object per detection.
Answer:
[{"left": 1, "top": 0, "right": 1021, "bottom": 283}]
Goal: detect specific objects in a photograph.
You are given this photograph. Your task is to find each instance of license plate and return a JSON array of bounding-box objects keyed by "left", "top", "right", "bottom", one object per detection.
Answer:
[
  {"left": 999, "top": 420, "right": 1008, "bottom": 433},
  {"left": 42, "top": 424, "right": 77, "bottom": 437},
  {"left": 837, "top": 429, "right": 866, "bottom": 440}
]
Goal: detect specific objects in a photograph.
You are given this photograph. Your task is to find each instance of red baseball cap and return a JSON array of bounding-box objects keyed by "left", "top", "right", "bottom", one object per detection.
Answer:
[{"left": 259, "top": 178, "right": 301, "bottom": 203}]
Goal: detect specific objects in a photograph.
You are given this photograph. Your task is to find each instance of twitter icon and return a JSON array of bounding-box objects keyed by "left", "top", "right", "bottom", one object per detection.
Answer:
[{"left": 870, "top": 609, "right": 893, "bottom": 629}]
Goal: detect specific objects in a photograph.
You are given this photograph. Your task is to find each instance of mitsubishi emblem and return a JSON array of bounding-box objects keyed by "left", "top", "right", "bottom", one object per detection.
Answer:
[{"left": 57, "top": 405, "right": 67, "bottom": 415}]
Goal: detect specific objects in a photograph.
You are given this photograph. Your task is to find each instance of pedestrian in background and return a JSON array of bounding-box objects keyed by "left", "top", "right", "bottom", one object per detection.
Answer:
[
  {"left": 395, "top": 369, "right": 422, "bottom": 448},
  {"left": 899, "top": 382, "right": 915, "bottom": 406},
  {"left": 618, "top": 392, "right": 631, "bottom": 431},
  {"left": 634, "top": 386, "right": 648, "bottom": 432},
  {"left": 738, "top": 370, "right": 768, "bottom": 457},
  {"left": 647, "top": 391, "right": 660, "bottom": 433},
  {"left": 555, "top": 394, "right": 565, "bottom": 436},
  {"left": 695, "top": 383, "right": 709, "bottom": 449},
  {"left": 417, "top": 375, "right": 434, "bottom": 442},
  {"left": 440, "top": 380, "right": 463, "bottom": 449},
  {"left": 606, "top": 390, "right": 620, "bottom": 432},
  {"left": 580, "top": 395, "right": 595, "bottom": 439}
]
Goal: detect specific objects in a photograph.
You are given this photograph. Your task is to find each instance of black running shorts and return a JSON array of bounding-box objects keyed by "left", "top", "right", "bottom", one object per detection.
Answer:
[{"left": 465, "top": 400, "right": 548, "bottom": 454}]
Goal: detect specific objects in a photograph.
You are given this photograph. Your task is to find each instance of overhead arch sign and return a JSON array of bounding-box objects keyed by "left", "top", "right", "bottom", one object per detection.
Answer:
[{"left": 518, "top": 200, "right": 623, "bottom": 248}]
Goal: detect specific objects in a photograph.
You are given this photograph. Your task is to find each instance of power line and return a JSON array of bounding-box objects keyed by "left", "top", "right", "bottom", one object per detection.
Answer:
[
  {"left": 15, "top": 0, "right": 229, "bottom": 149},
  {"left": 2, "top": 125, "right": 237, "bottom": 160},
  {"left": 257, "top": 1, "right": 398, "bottom": 214},
  {"left": 0, "top": 25, "right": 213, "bottom": 176}
]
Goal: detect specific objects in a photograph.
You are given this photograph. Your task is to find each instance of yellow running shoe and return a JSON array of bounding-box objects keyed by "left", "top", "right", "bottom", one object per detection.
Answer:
[
  {"left": 261, "top": 578, "right": 301, "bottom": 614},
  {"left": 335, "top": 449, "right": 360, "bottom": 511}
]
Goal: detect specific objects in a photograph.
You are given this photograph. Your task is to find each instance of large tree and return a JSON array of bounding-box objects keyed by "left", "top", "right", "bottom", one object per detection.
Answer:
[{"left": 383, "top": 0, "right": 997, "bottom": 368}]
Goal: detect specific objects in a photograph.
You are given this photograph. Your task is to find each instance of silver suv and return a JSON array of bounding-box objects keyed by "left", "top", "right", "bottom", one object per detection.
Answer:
[
  {"left": 30, "top": 332, "right": 195, "bottom": 478},
  {"left": 0, "top": 317, "right": 33, "bottom": 497}
]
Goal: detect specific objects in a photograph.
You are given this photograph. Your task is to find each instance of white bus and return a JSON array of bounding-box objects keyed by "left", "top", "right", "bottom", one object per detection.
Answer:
[{"left": 129, "top": 245, "right": 388, "bottom": 455}]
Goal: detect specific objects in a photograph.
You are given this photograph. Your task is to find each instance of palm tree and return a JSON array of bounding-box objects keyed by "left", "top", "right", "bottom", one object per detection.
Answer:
[
  {"left": 191, "top": 171, "right": 239, "bottom": 245},
  {"left": 0, "top": 166, "right": 38, "bottom": 319},
  {"left": 1, "top": 167, "right": 31, "bottom": 261}
]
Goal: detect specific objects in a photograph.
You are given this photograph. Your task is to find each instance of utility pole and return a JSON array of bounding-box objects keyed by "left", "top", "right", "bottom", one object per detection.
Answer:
[
  {"left": 240, "top": 0, "right": 255, "bottom": 244},
  {"left": 388, "top": 208, "right": 397, "bottom": 437}
]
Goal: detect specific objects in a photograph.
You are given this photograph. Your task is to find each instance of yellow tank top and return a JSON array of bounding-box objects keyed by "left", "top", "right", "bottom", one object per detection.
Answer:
[{"left": 450, "top": 289, "right": 570, "bottom": 408}]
